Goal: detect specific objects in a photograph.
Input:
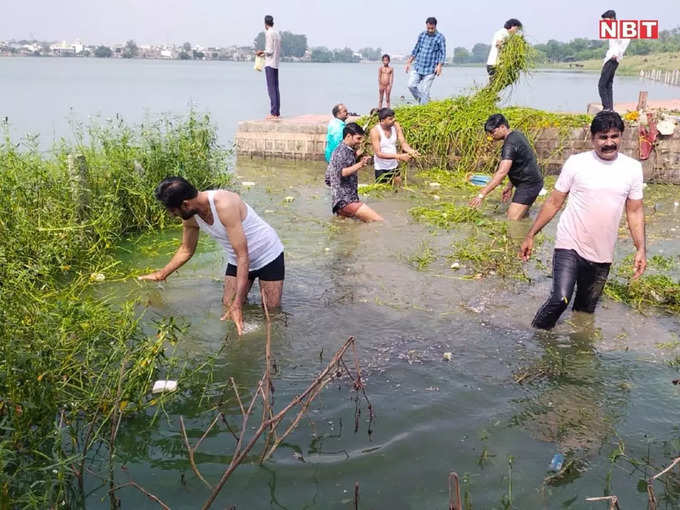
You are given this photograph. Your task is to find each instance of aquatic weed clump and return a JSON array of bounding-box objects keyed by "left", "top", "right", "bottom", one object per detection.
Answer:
[
  {"left": 487, "top": 33, "right": 535, "bottom": 94},
  {"left": 0, "top": 112, "right": 230, "bottom": 507}
]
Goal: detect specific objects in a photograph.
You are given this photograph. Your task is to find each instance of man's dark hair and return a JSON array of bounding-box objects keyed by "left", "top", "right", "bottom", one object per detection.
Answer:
[
  {"left": 601, "top": 10, "right": 616, "bottom": 19},
  {"left": 155, "top": 176, "right": 198, "bottom": 209},
  {"left": 426, "top": 17, "right": 437, "bottom": 26},
  {"left": 332, "top": 103, "right": 344, "bottom": 118},
  {"left": 378, "top": 108, "right": 395, "bottom": 120},
  {"left": 382, "top": 54, "right": 390, "bottom": 61},
  {"left": 504, "top": 18, "right": 522, "bottom": 30},
  {"left": 343, "top": 122, "right": 365, "bottom": 138},
  {"left": 590, "top": 110, "right": 625, "bottom": 135},
  {"left": 264, "top": 15, "right": 274, "bottom": 26},
  {"left": 484, "top": 113, "right": 510, "bottom": 132}
]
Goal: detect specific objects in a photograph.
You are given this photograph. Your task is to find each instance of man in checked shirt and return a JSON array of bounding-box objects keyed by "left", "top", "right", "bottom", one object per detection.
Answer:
[{"left": 405, "top": 16, "right": 446, "bottom": 105}]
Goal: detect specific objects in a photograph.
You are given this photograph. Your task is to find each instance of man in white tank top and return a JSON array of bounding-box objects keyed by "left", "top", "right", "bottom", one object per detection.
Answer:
[
  {"left": 369, "top": 108, "right": 419, "bottom": 187},
  {"left": 139, "top": 177, "right": 284, "bottom": 335}
]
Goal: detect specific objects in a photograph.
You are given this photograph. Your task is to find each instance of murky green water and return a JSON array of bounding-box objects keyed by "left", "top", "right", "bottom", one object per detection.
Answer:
[{"left": 94, "top": 159, "right": 680, "bottom": 509}]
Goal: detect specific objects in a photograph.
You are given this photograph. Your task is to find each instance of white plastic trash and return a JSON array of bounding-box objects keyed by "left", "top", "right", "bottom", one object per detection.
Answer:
[
  {"left": 152, "top": 380, "right": 178, "bottom": 394},
  {"left": 538, "top": 188, "right": 548, "bottom": 196},
  {"left": 253, "top": 55, "right": 265, "bottom": 72},
  {"left": 241, "top": 181, "right": 256, "bottom": 187}
]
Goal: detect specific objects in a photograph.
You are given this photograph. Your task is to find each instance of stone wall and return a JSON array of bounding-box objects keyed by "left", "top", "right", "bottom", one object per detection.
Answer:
[
  {"left": 236, "top": 116, "right": 680, "bottom": 183},
  {"left": 534, "top": 127, "right": 680, "bottom": 183}
]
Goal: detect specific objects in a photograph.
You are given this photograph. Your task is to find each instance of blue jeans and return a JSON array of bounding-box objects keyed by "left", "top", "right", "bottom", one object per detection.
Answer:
[
  {"left": 408, "top": 70, "right": 436, "bottom": 104},
  {"left": 532, "top": 249, "right": 611, "bottom": 330}
]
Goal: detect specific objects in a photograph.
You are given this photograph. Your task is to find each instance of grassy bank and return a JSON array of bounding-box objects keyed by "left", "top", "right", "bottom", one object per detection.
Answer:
[
  {"left": 0, "top": 113, "right": 230, "bottom": 507},
  {"left": 545, "top": 52, "right": 680, "bottom": 75}
]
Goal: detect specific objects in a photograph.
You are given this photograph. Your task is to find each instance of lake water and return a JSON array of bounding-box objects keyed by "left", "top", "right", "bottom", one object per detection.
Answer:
[
  {"left": 1, "top": 57, "right": 679, "bottom": 146},
  {"left": 98, "top": 161, "right": 680, "bottom": 509},
  {"left": 5, "top": 57, "right": 680, "bottom": 508}
]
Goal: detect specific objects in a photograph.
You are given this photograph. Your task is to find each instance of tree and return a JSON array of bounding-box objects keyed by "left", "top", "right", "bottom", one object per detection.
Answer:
[
  {"left": 94, "top": 45, "right": 113, "bottom": 58},
  {"left": 470, "top": 43, "right": 490, "bottom": 63},
  {"left": 254, "top": 32, "right": 265, "bottom": 51},
  {"left": 178, "top": 51, "right": 191, "bottom": 60},
  {"left": 122, "top": 40, "right": 138, "bottom": 59},
  {"left": 193, "top": 50, "right": 205, "bottom": 59},
  {"left": 310, "top": 46, "right": 333, "bottom": 63},
  {"left": 183, "top": 42, "right": 192, "bottom": 52},
  {"left": 359, "top": 47, "right": 382, "bottom": 61},
  {"left": 453, "top": 46, "right": 471, "bottom": 64},
  {"left": 280, "top": 31, "right": 307, "bottom": 58}
]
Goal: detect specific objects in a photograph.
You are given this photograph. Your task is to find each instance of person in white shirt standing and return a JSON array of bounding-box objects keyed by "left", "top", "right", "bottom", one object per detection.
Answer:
[
  {"left": 520, "top": 111, "right": 646, "bottom": 329},
  {"left": 598, "top": 9, "right": 630, "bottom": 111},
  {"left": 486, "top": 19, "right": 522, "bottom": 81},
  {"left": 256, "top": 15, "right": 282, "bottom": 119}
]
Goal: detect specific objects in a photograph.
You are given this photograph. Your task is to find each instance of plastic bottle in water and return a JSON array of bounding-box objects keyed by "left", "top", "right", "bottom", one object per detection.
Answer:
[{"left": 548, "top": 453, "right": 565, "bottom": 472}]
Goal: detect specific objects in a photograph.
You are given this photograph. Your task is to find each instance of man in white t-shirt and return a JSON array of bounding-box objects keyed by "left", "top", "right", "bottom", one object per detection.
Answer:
[
  {"left": 598, "top": 9, "right": 630, "bottom": 110},
  {"left": 519, "top": 111, "right": 646, "bottom": 329},
  {"left": 486, "top": 19, "right": 522, "bottom": 81}
]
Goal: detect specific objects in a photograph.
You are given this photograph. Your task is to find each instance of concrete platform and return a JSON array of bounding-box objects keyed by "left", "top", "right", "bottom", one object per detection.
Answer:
[
  {"left": 235, "top": 114, "right": 358, "bottom": 161},
  {"left": 234, "top": 111, "right": 680, "bottom": 183},
  {"left": 587, "top": 99, "right": 680, "bottom": 115}
]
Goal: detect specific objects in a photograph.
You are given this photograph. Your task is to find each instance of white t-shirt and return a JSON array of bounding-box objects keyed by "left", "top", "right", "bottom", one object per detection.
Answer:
[
  {"left": 604, "top": 38, "right": 630, "bottom": 63},
  {"left": 487, "top": 28, "right": 509, "bottom": 66},
  {"left": 554, "top": 151, "right": 643, "bottom": 263}
]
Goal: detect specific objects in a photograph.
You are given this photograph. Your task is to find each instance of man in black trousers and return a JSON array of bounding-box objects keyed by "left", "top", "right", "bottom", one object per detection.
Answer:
[
  {"left": 256, "top": 15, "right": 281, "bottom": 119},
  {"left": 598, "top": 10, "right": 630, "bottom": 111}
]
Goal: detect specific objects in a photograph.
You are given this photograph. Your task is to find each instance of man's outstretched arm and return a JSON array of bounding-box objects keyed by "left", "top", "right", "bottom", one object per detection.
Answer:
[{"left": 139, "top": 221, "right": 199, "bottom": 280}]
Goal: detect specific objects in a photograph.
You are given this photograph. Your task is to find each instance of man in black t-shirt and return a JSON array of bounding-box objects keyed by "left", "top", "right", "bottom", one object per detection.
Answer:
[{"left": 469, "top": 113, "right": 544, "bottom": 220}]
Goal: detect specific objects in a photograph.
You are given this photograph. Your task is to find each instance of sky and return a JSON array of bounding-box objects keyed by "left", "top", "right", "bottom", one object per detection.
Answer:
[{"left": 1, "top": 0, "right": 678, "bottom": 53}]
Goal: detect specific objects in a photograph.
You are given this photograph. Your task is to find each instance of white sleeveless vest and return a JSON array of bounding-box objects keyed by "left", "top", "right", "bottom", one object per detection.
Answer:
[{"left": 194, "top": 191, "right": 283, "bottom": 270}]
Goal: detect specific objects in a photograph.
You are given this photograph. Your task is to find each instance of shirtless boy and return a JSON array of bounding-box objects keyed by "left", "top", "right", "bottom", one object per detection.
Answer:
[{"left": 378, "top": 54, "right": 394, "bottom": 109}]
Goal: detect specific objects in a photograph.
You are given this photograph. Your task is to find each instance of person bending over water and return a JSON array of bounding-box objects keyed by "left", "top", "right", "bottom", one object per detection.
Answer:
[
  {"left": 325, "top": 122, "right": 383, "bottom": 222},
  {"left": 520, "top": 111, "right": 646, "bottom": 329},
  {"left": 470, "top": 113, "right": 543, "bottom": 220},
  {"left": 139, "top": 177, "right": 285, "bottom": 335}
]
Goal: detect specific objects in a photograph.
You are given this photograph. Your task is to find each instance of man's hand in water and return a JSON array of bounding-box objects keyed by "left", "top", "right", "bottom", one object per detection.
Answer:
[
  {"left": 469, "top": 194, "right": 484, "bottom": 208},
  {"left": 221, "top": 303, "right": 244, "bottom": 336},
  {"left": 519, "top": 236, "right": 534, "bottom": 261},
  {"left": 138, "top": 270, "right": 166, "bottom": 281}
]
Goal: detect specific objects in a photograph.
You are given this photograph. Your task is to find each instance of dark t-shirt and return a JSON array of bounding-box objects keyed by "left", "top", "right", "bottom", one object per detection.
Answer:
[
  {"left": 501, "top": 131, "right": 543, "bottom": 186},
  {"left": 325, "top": 143, "right": 360, "bottom": 212}
]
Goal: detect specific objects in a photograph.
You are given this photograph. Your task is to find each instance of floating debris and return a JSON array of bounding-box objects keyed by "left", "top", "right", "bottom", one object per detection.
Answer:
[
  {"left": 284, "top": 196, "right": 295, "bottom": 203},
  {"left": 90, "top": 272, "right": 105, "bottom": 282},
  {"left": 443, "top": 352, "right": 453, "bottom": 361},
  {"left": 241, "top": 181, "right": 256, "bottom": 187},
  {"left": 152, "top": 380, "right": 178, "bottom": 394}
]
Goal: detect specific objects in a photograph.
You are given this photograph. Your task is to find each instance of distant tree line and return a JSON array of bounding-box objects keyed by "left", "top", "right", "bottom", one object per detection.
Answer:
[
  {"left": 254, "top": 31, "right": 308, "bottom": 58},
  {"left": 453, "top": 26, "right": 680, "bottom": 64}
]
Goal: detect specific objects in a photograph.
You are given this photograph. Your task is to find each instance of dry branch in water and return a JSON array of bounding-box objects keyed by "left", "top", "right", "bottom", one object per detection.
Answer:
[
  {"left": 449, "top": 472, "right": 462, "bottom": 510},
  {"left": 188, "top": 297, "right": 373, "bottom": 509},
  {"left": 585, "top": 495, "right": 620, "bottom": 510}
]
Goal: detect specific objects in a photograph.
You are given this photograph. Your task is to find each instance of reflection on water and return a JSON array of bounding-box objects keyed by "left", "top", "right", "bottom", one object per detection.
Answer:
[{"left": 97, "top": 159, "right": 680, "bottom": 508}]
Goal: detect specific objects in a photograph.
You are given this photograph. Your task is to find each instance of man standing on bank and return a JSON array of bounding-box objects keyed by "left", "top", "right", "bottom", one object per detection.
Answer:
[
  {"left": 520, "top": 111, "right": 646, "bottom": 330},
  {"left": 370, "top": 107, "right": 419, "bottom": 187},
  {"left": 405, "top": 17, "right": 446, "bottom": 105},
  {"left": 598, "top": 9, "right": 629, "bottom": 111},
  {"left": 325, "top": 103, "right": 349, "bottom": 162},
  {"left": 469, "top": 114, "right": 544, "bottom": 220},
  {"left": 139, "top": 177, "right": 285, "bottom": 336},
  {"left": 256, "top": 15, "right": 282, "bottom": 120},
  {"left": 486, "top": 19, "right": 523, "bottom": 81}
]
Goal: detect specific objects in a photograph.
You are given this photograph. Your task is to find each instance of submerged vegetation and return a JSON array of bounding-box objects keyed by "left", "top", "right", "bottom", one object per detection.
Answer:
[{"left": 0, "top": 113, "right": 230, "bottom": 507}]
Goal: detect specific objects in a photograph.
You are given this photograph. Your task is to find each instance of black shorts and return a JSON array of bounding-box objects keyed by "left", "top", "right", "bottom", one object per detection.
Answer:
[
  {"left": 225, "top": 252, "right": 284, "bottom": 281},
  {"left": 375, "top": 168, "right": 399, "bottom": 182},
  {"left": 512, "top": 180, "right": 543, "bottom": 206}
]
